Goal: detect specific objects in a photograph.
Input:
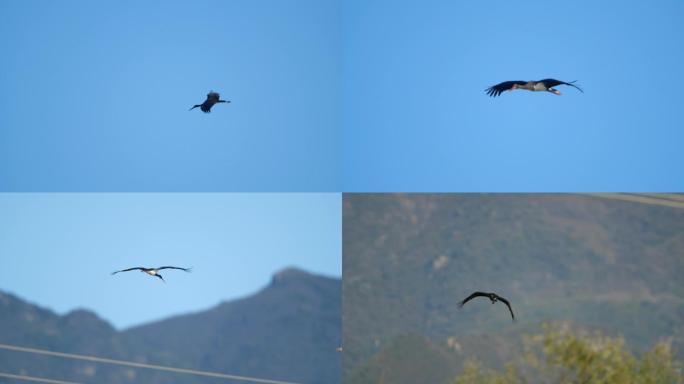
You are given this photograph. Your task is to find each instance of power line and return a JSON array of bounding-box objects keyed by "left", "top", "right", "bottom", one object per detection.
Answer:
[
  {"left": 583, "top": 193, "right": 684, "bottom": 209},
  {"left": 0, "top": 372, "right": 82, "bottom": 384},
  {"left": 0, "top": 343, "right": 301, "bottom": 384}
]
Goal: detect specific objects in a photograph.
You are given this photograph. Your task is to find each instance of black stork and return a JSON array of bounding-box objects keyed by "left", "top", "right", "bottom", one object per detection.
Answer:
[
  {"left": 459, "top": 291, "right": 515, "bottom": 321},
  {"left": 486, "top": 79, "right": 583, "bottom": 97},
  {"left": 111, "top": 266, "right": 192, "bottom": 282},
  {"left": 189, "top": 91, "right": 230, "bottom": 113}
]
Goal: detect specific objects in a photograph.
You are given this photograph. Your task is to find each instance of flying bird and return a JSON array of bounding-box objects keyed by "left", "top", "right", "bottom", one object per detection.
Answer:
[
  {"left": 459, "top": 291, "right": 515, "bottom": 321},
  {"left": 485, "top": 79, "right": 583, "bottom": 97},
  {"left": 111, "top": 266, "right": 192, "bottom": 282},
  {"left": 189, "top": 91, "right": 230, "bottom": 112}
]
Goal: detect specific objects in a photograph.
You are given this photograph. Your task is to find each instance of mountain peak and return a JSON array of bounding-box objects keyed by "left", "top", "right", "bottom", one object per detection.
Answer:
[
  {"left": 271, "top": 267, "right": 312, "bottom": 284},
  {"left": 61, "top": 308, "right": 115, "bottom": 333},
  {"left": 63, "top": 308, "right": 102, "bottom": 322}
]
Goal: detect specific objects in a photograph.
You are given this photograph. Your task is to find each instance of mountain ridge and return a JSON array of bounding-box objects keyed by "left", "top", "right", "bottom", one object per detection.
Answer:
[{"left": 0, "top": 267, "right": 340, "bottom": 384}]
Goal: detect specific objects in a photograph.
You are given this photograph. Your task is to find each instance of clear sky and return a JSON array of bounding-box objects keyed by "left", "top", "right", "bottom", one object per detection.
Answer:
[
  {"left": 3, "top": 1, "right": 682, "bottom": 193},
  {"left": 0, "top": 193, "right": 341, "bottom": 329},
  {"left": 343, "top": 0, "right": 684, "bottom": 191},
  {"left": 0, "top": 0, "right": 341, "bottom": 192}
]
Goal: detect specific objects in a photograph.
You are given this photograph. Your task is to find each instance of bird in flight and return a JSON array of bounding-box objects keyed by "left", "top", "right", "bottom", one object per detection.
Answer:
[
  {"left": 111, "top": 266, "right": 192, "bottom": 282},
  {"left": 459, "top": 291, "right": 515, "bottom": 321},
  {"left": 189, "top": 91, "right": 230, "bottom": 113},
  {"left": 485, "top": 79, "right": 583, "bottom": 97}
]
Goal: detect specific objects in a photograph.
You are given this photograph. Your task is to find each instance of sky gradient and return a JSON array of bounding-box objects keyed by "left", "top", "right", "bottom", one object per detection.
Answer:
[
  {"left": 343, "top": 0, "right": 684, "bottom": 191},
  {"left": 0, "top": 0, "right": 341, "bottom": 191},
  {"left": 2, "top": 1, "right": 683, "bottom": 192},
  {"left": 0, "top": 193, "right": 341, "bottom": 329}
]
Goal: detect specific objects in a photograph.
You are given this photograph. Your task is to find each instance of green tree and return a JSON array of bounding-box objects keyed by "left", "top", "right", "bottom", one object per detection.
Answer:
[
  {"left": 454, "top": 323, "right": 682, "bottom": 384},
  {"left": 454, "top": 359, "right": 523, "bottom": 384}
]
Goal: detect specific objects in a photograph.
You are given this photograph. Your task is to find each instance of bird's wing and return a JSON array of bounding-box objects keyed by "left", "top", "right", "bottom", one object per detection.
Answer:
[
  {"left": 539, "top": 79, "right": 583, "bottom": 93},
  {"left": 157, "top": 266, "right": 192, "bottom": 272},
  {"left": 497, "top": 296, "right": 516, "bottom": 321},
  {"left": 207, "top": 92, "right": 220, "bottom": 101},
  {"left": 111, "top": 267, "right": 145, "bottom": 275},
  {"left": 485, "top": 81, "right": 526, "bottom": 97},
  {"left": 459, "top": 291, "right": 489, "bottom": 307}
]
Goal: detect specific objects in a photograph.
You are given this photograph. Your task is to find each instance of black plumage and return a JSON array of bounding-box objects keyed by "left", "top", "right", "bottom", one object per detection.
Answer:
[
  {"left": 111, "top": 266, "right": 192, "bottom": 282},
  {"left": 459, "top": 291, "right": 515, "bottom": 321},
  {"left": 485, "top": 81, "right": 527, "bottom": 97},
  {"left": 189, "top": 91, "right": 230, "bottom": 113},
  {"left": 486, "top": 79, "right": 583, "bottom": 97}
]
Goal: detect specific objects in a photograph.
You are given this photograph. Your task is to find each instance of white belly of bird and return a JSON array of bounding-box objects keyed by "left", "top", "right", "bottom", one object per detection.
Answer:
[{"left": 145, "top": 270, "right": 157, "bottom": 276}]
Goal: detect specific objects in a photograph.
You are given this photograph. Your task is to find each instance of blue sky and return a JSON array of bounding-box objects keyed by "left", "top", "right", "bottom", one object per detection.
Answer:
[
  {"left": 0, "top": 193, "right": 341, "bottom": 329},
  {"left": 2, "top": 1, "right": 683, "bottom": 192},
  {"left": 0, "top": 0, "right": 340, "bottom": 191},
  {"left": 343, "top": 0, "right": 684, "bottom": 191}
]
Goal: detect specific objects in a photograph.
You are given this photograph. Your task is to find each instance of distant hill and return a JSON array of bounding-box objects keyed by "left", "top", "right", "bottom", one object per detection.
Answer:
[
  {"left": 342, "top": 194, "right": 684, "bottom": 383},
  {"left": 0, "top": 268, "right": 341, "bottom": 384}
]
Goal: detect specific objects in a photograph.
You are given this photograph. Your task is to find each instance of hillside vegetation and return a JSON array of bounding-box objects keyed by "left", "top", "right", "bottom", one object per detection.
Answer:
[{"left": 343, "top": 194, "right": 684, "bottom": 383}]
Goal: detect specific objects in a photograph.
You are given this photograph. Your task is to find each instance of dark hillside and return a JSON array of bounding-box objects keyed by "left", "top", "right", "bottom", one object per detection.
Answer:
[{"left": 343, "top": 194, "right": 684, "bottom": 383}]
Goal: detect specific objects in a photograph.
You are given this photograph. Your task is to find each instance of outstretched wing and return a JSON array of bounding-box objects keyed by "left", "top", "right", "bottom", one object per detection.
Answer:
[
  {"left": 157, "top": 266, "right": 192, "bottom": 272},
  {"left": 485, "top": 81, "right": 527, "bottom": 97},
  {"left": 539, "top": 79, "right": 583, "bottom": 93},
  {"left": 459, "top": 291, "right": 489, "bottom": 307},
  {"left": 206, "top": 92, "right": 220, "bottom": 102},
  {"left": 111, "top": 267, "right": 145, "bottom": 275},
  {"left": 497, "top": 296, "right": 516, "bottom": 321}
]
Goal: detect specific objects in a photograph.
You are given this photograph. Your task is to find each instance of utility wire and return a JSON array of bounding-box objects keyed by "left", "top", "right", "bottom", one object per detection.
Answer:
[
  {"left": 0, "top": 343, "right": 301, "bottom": 384},
  {"left": 0, "top": 372, "right": 82, "bottom": 384},
  {"left": 583, "top": 193, "right": 684, "bottom": 209}
]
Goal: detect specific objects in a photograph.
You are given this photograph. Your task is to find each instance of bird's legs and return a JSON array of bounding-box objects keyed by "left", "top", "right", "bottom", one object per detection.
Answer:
[{"left": 550, "top": 88, "right": 561, "bottom": 95}]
